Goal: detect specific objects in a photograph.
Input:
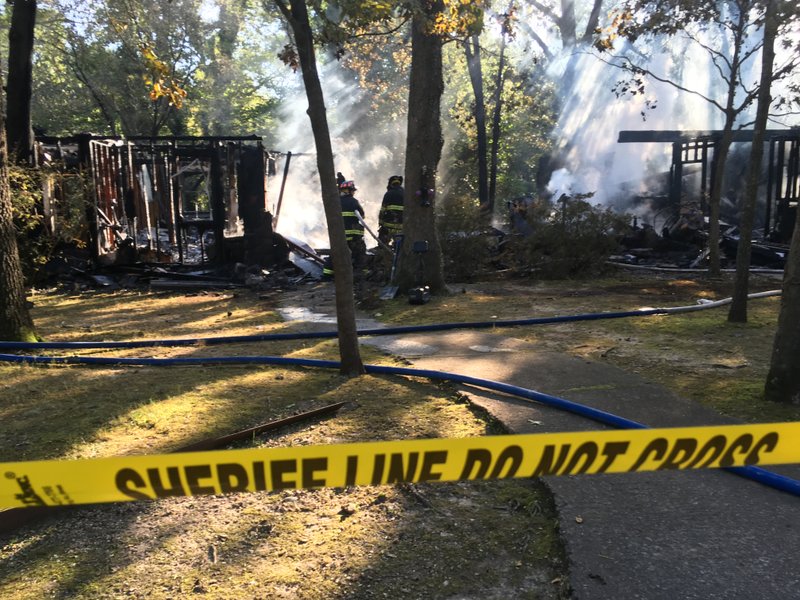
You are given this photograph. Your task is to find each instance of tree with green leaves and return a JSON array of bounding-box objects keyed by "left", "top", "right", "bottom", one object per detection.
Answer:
[
  {"left": 32, "top": 0, "right": 284, "bottom": 137},
  {"left": 465, "top": 0, "right": 611, "bottom": 222},
  {"left": 186, "top": 0, "right": 285, "bottom": 136},
  {"left": 26, "top": 2, "right": 110, "bottom": 136},
  {"left": 40, "top": 0, "right": 208, "bottom": 136},
  {"left": 446, "top": 21, "right": 557, "bottom": 208}
]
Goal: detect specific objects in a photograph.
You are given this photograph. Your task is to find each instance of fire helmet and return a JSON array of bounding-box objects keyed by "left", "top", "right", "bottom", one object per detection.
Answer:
[
  {"left": 339, "top": 180, "right": 357, "bottom": 193},
  {"left": 388, "top": 175, "right": 403, "bottom": 187}
]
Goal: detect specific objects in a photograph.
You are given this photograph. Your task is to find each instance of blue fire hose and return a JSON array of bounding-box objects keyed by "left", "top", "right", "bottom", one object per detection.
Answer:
[{"left": 0, "top": 290, "right": 781, "bottom": 350}]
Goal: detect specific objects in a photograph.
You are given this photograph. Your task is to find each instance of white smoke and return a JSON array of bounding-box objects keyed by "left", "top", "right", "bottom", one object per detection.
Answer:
[
  {"left": 536, "top": 7, "right": 799, "bottom": 210},
  {"left": 266, "top": 58, "right": 406, "bottom": 249},
  {"left": 544, "top": 47, "right": 719, "bottom": 207}
]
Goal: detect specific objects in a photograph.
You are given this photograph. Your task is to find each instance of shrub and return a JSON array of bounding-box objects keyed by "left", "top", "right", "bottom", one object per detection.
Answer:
[
  {"left": 436, "top": 195, "right": 501, "bottom": 282},
  {"left": 9, "top": 165, "right": 89, "bottom": 282},
  {"left": 507, "top": 194, "right": 631, "bottom": 278}
]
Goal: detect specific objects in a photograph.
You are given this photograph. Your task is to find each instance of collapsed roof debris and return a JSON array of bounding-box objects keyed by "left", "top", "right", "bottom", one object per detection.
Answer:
[
  {"left": 609, "top": 129, "right": 800, "bottom": 270},
  {"left": 34, "top": 134, "right": 324, "bottom": 290}
]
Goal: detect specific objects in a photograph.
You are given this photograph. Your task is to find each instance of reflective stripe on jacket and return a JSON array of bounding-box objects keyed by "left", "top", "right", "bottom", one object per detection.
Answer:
[
  {"left": 340, "top": 194, "right": 365, "bottom": 240},
  {"left": 379, "top": 186, "right": 404, "bottom": 231}
]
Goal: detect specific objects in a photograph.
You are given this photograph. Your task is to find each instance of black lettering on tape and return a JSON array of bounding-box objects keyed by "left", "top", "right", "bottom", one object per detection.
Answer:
[
  {"left": 531, "top": 444, "right": 571, "bottom": 476},
  {"left": 271, "top": 460, "right": 297, "bottom": 490},
  {"left": 597, "top": 442, "right": 630, "bottom": 473},
  {"left": 657, "top": 438, "right": 698, "bottom": 470},
  {"left": 419, "top": 451, "right": 448, "bottom": 482},
  {"left": 386, "top": 453, "right": 419, "bottom": 484},
  {"left": 148, "top": 467, "right": 185, "bottom": 498},
  {"left": 744, "top": 432, "right": 779, "bottom": 465},
  {"left": 116, "top": 468, "right": 152, "bottom": 501},
  {"left": 253, "top": 461, "right": 267, "bottom": 491},
  {"left": 345, "top": 456, "right": 358, "bottom": 487},
  {"left": 561, "top": 442, "right": 598, "bottom": 475},
  {"left": 218, "top": 463, "right": 249, "bottom": 493},
  {"left": 268, "top": 458, "right": 333, "bottom": 491},
  {"left": 80, "top": 428, "right": 798, "bottom": 507},
  {"left": 629, "top": 439, "right": 668, "bottom": 472},
  {"left": 719, "top": 434, "right": 753, "bottom": 468},
  {"left": 302, "top": 458, "right": 327, "bottom": 488},
  {"left": 185, "top": 465, "right": 215, "bottom": 495},
  {"left": 684, "top": 435, "right": 727, "bottom": 469},
  {"left": 371, "top": 454, "right": 385, "bottom": 485},
  {"left": 489, "top": 446, "right": 523, "bottom": 479},
  {"left": 459, "top": 448, "right": 493, "bottom": 480}
]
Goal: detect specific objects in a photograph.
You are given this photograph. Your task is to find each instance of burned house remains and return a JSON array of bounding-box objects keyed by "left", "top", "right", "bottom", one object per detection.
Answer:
[
  {"left": 617, "top": 129, "right": 800, "bottom": 268},
  {"left": 36, "top": 134, "right": 289, "bottom": 271}
]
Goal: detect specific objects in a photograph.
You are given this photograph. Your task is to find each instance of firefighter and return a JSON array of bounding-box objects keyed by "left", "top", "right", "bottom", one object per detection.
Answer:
[
  {"left": 378, "top": 175, "right": 404, "bottom": 245},
  {"left": 339, "top": 180, "right": 367, "bottom": 268}
]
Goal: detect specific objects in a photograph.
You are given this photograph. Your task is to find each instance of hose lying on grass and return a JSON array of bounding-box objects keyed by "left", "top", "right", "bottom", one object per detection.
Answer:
[{"left": 0, "top": 290, "right": 782, "bottom": 350}]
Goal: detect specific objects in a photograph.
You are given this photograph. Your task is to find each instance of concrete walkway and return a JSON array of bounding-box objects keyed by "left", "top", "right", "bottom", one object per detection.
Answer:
[{"left": 362, "top": 329, "right": 800, "bottom": 600}]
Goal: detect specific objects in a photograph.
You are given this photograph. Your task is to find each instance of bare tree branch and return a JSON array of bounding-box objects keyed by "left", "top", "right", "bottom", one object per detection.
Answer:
[
  {"left": 596, "top": 52, "right": 727, "bottom": 113},
  {"left": 516, "top": 20, "right": 554, "bottom": 61},
  {"left": 527, "top": 0, "right": 559, "bottom": 24}
]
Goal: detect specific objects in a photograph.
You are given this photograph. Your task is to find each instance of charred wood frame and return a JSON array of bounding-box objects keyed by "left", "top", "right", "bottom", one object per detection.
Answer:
[
  {"left": 36, "top": 134, "right": 283, "bottom": 266},
  {"left": 766, "top": 136, "right": 800, "bottom": 242},
  {"left": 619, "top": 130, "right": 800, "bottom": 242}
]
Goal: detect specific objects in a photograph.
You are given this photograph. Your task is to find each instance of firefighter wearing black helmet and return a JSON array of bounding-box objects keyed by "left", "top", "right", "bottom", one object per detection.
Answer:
[
  {"left": 378, "top": 175, "right": 404, "bottom": 245},
  {"left": 339, "top": 180, "right": 367, "bottom": 268}
]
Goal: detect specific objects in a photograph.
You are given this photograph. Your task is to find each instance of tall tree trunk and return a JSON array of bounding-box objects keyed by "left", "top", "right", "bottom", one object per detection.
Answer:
[
  {"left": 0, "top": 51, "right": 37, "bottom": 342},
  {"left": 728, "top": 1, "right": 777, "bottom": 323},
  {"left": 6, "top": 0, "right": 37, "bottom": 165},
  {"left": 580, "top": 0, "right": 605, "bottom": 43},
  {"left": 558, "top": 0, "right": 577, "bottom": 46},
  {"left": 464, "top": 34, "right": 489, "bottom": 210},
  {"left": 487, "top": 25, "right": 508, "bottom": 215},
  {"left": 765, "top": 194, "right": 800, "bottom": 404},
  {"left": 763, "top": 2, "right": 800, "bottom": 404},
  {"left": 399, "top": 1, "right": 446, "bottom": 294},
  {"left": 707, "top": 126, "right": 732, "bottom": 278},
  {"left": 274, "top": 0, "right": 364, "bottom": 376},
  {"left": 707, "top": 7, "right": 746, "bottom": 279}
]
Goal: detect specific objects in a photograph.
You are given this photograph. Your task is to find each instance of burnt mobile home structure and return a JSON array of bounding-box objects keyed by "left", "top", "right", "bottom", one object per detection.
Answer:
[
  {"left": 36, "top": 134, "right": 290, "bottom": 268},
  {"left": 618, "top": 129, "right": 800, "bottom": 242}
]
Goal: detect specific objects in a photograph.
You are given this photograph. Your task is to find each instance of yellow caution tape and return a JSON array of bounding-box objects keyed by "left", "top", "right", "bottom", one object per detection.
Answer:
[{"left": 2, "top": 422, "right": 799, "bottom": 509}]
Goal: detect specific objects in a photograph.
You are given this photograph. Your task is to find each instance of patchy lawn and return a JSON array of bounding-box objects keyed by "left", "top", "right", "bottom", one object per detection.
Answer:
[{"left": 0, "top": 286, "right": 567, "bottom": 599}]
